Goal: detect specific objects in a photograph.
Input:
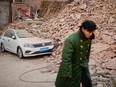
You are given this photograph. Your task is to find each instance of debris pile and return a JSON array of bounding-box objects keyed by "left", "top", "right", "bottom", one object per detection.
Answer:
[
  {"left": 3, "top": 0, "right": 116, "bottom": 87},
  {"left": 40, "top": 0, "right": 72, "bottom": 19}
]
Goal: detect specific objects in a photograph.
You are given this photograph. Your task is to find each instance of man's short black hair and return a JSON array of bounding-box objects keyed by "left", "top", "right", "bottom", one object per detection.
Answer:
[{"left": 80, "top": 20, "right": 97, "bottom": 32}]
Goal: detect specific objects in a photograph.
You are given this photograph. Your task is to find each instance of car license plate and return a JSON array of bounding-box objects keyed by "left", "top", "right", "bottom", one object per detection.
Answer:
[{"left": 40, "top": 47, "right": 49, "bottom": 52}]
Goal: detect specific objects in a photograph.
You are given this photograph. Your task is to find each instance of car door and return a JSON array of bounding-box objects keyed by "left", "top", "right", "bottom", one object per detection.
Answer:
[
  {"left": 7, "top": 30, "right": 18, "bottom": 53},
  {"left": 2, "top": 30, "right": 11, "bottom": 50}
]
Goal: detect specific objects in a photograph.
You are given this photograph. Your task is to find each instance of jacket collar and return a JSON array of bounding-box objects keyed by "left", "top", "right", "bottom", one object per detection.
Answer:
[{"left": 79, "top": 29, "right": 95, "bottom": 41}]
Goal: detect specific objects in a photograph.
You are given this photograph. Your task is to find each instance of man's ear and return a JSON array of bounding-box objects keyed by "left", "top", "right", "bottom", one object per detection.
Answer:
[
  {"left": 81, "top": 28, "right": 85, "bottom": 32},
  {"left": 81, "top": 28, "right": 87, "bottom": 33}
]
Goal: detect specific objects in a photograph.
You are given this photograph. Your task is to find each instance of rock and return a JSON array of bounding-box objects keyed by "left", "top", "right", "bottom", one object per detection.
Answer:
[
  {"left": 103, "top": 31, "right": 113, "bottom": 36},
  {"left": 75, "top": 13, "right": 81, "bottom": 20},
  {"left": 94, "top": 30, "right": 100, "bottom": 38},
  {"left": 113, "top": 34, "right": 116, "bottom": 40},
  {"left": 100, "top": 51, "right": 115, "bottom": 59},
  {"left": 90, "top": 68, "right": 96, "bottom": 75},
  {"left": 92, "top": 43, "right": 110, "bottom": 54},
  {"left": 41, "top": 68, "right": 50, "bottom": 73},
  {"left": 105, "top": 58, "right": 116, "bottom": 69},
  {"left": 97, "top": 52, "right": 105, "bottom": 59},
  {"left": 108, "top": 17, "right": 115, "bottom": 24},
  {"left": 101, "top": 34, "right": 114, "bottom": 44},
  {"left": 96, "top": 70, "right": 105, "bottom": 75},
  {"left": 112, "top": 76, "right": 116, "bottom": 87},
  {"left": 30, "top": 24, "right": 37, "bottom": 28},
  {"left": 97, "top": 83, "right": 104, "bottom": 87},
  {"left": 89, "top": 59, "right": 97, "bottom": 66},
  {"left": 60, "top": 18, "right": 65, "bottom": 22},
  {"left": 79, "top": 4, "right": 87, "bottom": 10},
  {"left": 55, "top": 59, "right": 61, "bottom": 65},
  {"left": 110, "top": 70, "right": 116, "bottom": 76}
]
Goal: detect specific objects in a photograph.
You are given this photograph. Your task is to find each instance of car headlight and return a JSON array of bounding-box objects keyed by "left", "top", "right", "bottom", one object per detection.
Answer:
[{"left": 23, "top": 43, "right": 34, "bottom": 48}]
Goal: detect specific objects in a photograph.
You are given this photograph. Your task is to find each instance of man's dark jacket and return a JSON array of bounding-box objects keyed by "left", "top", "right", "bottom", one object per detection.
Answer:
[{"left": 55, "top": 29, "right": 94, "bottom": 87}]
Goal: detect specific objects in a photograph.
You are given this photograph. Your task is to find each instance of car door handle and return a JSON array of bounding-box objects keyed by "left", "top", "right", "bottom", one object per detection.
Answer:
[{"left": 8, "top": 40, "right": 10, "bottom": 41}]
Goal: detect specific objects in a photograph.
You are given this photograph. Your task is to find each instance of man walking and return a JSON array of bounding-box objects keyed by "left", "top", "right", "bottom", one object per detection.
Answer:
[{"left": 55, "top": 20, "right": 97, "bottom": 87}]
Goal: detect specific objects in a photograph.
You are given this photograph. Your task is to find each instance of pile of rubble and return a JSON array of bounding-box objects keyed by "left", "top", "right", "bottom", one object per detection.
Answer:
[
  {"left": 40, "top": 0, "right": 70, "bottom": 19},
  {"left": 4, "top": 0, "right": 116, "bottom": 87}
]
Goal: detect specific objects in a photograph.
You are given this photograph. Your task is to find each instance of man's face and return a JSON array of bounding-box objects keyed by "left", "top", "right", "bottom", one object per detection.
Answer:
[{"left": 82, "top": 28, "right": 94, "bottom": 38}]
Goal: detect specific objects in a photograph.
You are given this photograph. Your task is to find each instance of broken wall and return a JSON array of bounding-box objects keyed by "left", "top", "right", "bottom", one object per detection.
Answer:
[
  {"left": 12, "top": 0, "right": 41, "bottom": 21},
  {"left": 0, "top": 2, "right": 10, "bottom": 25},
  {"left": 23, "top": 0, "right": 41, "bottom": 8},
  {"left": 12, "top": 3, "right": 26, "bottom": 21}
]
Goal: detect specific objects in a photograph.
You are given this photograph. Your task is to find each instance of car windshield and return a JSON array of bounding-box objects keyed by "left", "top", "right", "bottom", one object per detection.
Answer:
[{"left": 15, "top": 30, "right": 34, "bottom": 38}]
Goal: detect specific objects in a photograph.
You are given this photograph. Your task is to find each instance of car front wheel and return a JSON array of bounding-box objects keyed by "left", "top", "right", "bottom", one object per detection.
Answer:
[
  {"left": 1, "top": 43, "right": 5, "bottom": 52},
  {"left": 17, "top": 47, "right": 23, "bottom": 59}
]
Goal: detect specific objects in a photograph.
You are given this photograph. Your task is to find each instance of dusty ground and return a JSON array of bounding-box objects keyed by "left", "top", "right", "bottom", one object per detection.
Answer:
[
  {"left": 0, "top": 46, "right": 115, "bottom": 87},
  {"left": 0, "top": 50, "right": 57, "bottom": 87}
]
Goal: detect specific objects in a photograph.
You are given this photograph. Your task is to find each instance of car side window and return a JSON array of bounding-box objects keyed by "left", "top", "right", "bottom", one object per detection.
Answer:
[
  {"left": 4, "top": 30, "right": 15, "bottom": 38},
  {"left": 4, "top": 30, "right": 10, "bottom": 37},
  {"left": 9, "top": 30, "right": 15, "bottom": 38}
]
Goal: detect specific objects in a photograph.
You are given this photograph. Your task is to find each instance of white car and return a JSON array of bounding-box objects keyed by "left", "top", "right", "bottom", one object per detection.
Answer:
[{"left": 0, "top": 29, "right": 55, "bottom": 58}]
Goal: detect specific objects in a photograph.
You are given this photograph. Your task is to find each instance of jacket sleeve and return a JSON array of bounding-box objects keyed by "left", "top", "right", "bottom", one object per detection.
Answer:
[{"left": 61, "top": 38, "right": 74, "bottom": 77}]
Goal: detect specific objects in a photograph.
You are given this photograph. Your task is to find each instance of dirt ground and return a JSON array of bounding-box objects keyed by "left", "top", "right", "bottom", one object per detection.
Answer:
[
  {"left": 0, "top": 47, "right": 115, "bottom": 87},
  {"left": 0, "top": 49, "right": 57, "bottom": 87}
]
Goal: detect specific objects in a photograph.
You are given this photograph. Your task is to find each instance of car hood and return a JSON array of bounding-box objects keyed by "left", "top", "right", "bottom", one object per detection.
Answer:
[{"left": 18, "top": 37, "right": 53, "bottom": 44}]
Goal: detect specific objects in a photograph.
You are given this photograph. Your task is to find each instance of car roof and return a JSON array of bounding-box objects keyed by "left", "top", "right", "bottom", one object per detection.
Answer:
[{"left": 6, "top": 29, "right": 27, "bottom": 32}]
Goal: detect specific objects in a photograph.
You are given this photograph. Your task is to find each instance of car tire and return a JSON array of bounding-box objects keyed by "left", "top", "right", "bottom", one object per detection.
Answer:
[
  {"left": 1, "top": 43, "right": 5, "bottom": 52},
  {"left": 17, "top": 47, "right": 23, "bottom": 59}
]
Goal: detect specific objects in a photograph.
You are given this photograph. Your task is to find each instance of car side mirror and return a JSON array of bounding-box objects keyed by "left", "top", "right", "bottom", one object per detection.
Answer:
[{"left": 12, "top": 36, "right": 16, "bottom": 39}]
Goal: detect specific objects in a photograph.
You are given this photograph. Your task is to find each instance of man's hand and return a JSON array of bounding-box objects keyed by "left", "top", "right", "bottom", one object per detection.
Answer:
[
  {"left": 67, "top": 75, "right": 73, "bottom": 80},
  {"left": 68, "top": 75, "right": 72, "bottom": 78}
]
